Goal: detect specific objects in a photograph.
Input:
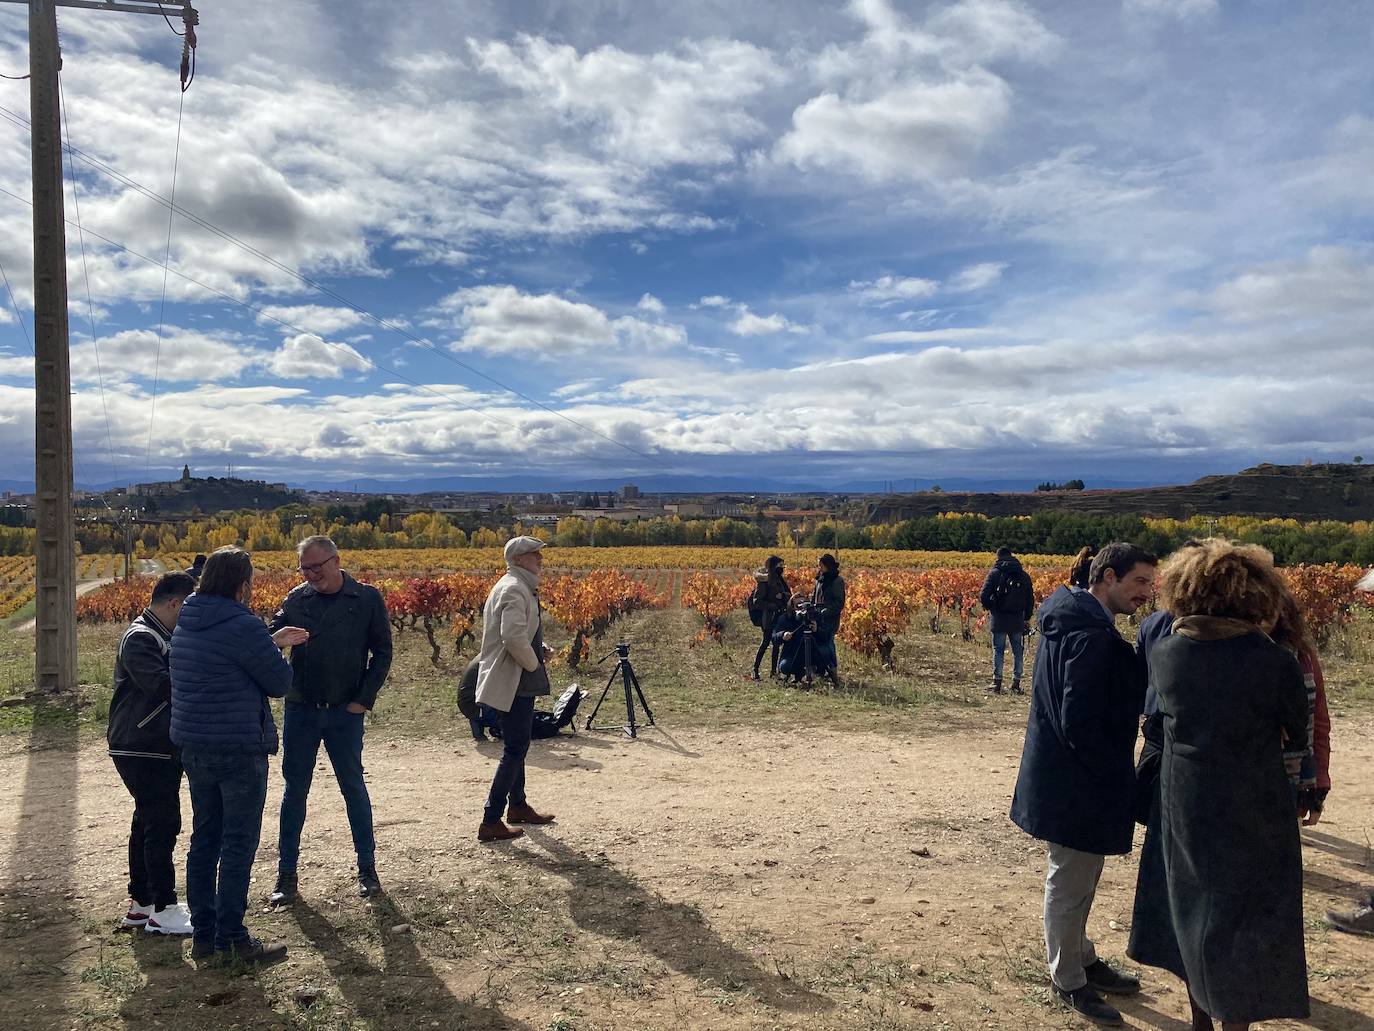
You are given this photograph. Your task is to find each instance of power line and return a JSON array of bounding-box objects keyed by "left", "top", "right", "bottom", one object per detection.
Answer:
[
  {"left": 144, "top": 87, "right": 185, "bottom": 477},
  {"left": 0, "top": 182, "right": 655, "bottom": 470},
  {"left": 0, "top": 101, "right": 667, "bottom": 467},
  {"left": 0, "top": 256, "right": 34, "bottom": 356},
  {"left": 60, "top": 71, "right": 121, "bottom": 487}
]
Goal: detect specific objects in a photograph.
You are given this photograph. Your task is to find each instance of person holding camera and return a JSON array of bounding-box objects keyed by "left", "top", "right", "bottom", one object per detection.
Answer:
[
  {"left": 750, "top": 555, "right": 791, "bottom": 680},
  {"left": 772, "top": 594, "right": 817, "bottom": 684},
  {"left": 979, "top": 546, "right": 1035, "bottom": 695},
  {"left": 811, "top": 553, "right": 846, "bottom": 683}
]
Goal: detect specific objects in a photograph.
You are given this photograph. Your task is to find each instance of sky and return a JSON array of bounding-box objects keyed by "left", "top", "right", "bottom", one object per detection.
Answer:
[{"left": 0, "top": 0, "right": 1371, "bottom": 491}]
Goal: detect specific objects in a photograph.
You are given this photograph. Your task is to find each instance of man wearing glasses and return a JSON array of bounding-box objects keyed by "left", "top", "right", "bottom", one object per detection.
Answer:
[{"left": 267, "top": 535, "right": 392, "bottom": 904}]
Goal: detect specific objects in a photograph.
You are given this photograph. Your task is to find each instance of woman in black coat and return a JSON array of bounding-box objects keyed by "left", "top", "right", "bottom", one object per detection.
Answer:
[
  {"left": 810, "top": 554, "right": 846, "bottom": 682},
  {"left": 751, "top": 555, "right": 791, "bottom": 680},
  {"left": 1131, "top": 540, "right": 1309, "bottom": 1030}
]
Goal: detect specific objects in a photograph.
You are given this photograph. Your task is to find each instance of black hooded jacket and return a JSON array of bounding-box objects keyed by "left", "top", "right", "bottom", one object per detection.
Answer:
[
  {"left": 979, "top": 556, "right": 1034, "bottom": 635},
  {"left": 1010, "top": 586, "right": 1145, "bottom": 855},
  {"left": 108, "top": 609, "right": 177, "bottom": 760}
]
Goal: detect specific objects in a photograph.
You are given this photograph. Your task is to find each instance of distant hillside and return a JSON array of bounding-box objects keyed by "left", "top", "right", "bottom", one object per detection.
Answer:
[{"left": 865, "top": 463, "right": 1374, "bottom": 523}]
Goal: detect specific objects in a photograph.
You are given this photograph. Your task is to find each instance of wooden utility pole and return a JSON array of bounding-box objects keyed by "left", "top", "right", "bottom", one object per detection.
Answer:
[
  {"left": 29, "top": 0, "right": 76, "bottom": 693},
  {"left": 1, "top": 0, "right": 197, "bottom": 692}
]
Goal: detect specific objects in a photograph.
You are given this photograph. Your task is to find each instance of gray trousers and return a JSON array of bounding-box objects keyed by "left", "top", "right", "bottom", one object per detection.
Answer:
[{"left": 1044, "top": 843, "right": 1104, "bottom": 991}]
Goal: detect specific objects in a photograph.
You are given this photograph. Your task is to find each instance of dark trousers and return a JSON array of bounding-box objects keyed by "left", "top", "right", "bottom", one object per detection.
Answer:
[
  {"left": 182, "top": 750, "right": 268, "bottom": 950},
  {"left": 278, "top": 702, "right": 375, "bottom": 873},
  {"left": 111, "top": 754, "right": 183, "bottom": 908},
  {"left": 483, "top": 695, "right": 534, "bottom": 823},
  {"left": 753, "top": 623, "right": 780, "bottom": 675}
]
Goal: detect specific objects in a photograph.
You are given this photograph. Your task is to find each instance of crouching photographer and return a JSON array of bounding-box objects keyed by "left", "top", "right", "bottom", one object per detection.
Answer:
[{"left": 773, "top": 595, "right": 822, "bottom": 686}]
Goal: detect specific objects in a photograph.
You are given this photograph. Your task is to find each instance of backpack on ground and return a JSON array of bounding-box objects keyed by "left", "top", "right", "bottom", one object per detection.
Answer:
[
  {"left": 552, "top": 683, "right": 584, "bottom": 729},
  {"left": 531, "top": 684, "right": 585, "bottom": 739}
]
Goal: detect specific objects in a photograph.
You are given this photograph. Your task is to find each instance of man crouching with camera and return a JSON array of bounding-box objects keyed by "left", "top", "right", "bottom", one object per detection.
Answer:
[{"left": 475, "top": 536, "right": 558, "bottom": 843}]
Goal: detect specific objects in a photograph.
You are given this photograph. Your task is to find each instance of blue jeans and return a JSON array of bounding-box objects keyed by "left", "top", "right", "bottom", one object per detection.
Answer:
[
  {"left": 484, "top": 695, "right": 534, "bottom": 823},
  {"left": 992, "top": 631, "right": 1025, "bottom": 681},
  {"left": 278, "top": 702, "right": 375, "bottom": 874},
  {"left": 181, "top": 750, "right": 268, "bottom": 950}
]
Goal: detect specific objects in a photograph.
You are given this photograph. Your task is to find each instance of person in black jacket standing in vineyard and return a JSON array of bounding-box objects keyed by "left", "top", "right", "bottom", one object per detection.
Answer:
[
  {"left": 108, "top": 572, "right": 197, "bottom": 936},
  {"left": 979, "top": 547, "right": 1035, "bottom": 694},
  {"left": 1010, "top": 542, "right": 1157, "bottom": 1027},
  {"left": 267, "top": 536, "right": 392, "bottom": 905}
]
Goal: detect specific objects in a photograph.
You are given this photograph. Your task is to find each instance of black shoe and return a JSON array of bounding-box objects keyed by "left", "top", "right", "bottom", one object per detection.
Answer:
[
  {"left": 190, "top": 939, "right": 215, "bottom": 962},
  {"left": 357, "top": 866, "right": 383, "bottom": 898},
  {"left": 1084, "top": 959, "right": 1140, "bottom": 995},
  {"left": 216, "top": 936, "right": 288, "bottom": 968},
  {"left": 1053, "top": 985, "right": 1122, "bottom": 1026},
  {"left": 1010, "top": 679, "right": 1024, "bottom": 695},
  {"left": 268, "top": 871, "right": 297, "bottom": 907}
]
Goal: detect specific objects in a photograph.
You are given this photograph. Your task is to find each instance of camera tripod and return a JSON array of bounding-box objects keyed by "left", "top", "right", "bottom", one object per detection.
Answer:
[{"left": 585, "top": 642, "right": 656, "bottom": 738}]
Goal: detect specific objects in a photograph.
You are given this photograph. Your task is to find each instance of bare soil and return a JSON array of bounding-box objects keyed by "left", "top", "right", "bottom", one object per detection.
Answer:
[{"left": 2, "top": 707, "right": 1372, "bottom": 1031}]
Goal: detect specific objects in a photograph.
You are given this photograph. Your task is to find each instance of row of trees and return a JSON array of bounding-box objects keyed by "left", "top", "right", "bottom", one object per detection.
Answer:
[{"left": 30, "top": 501, "right": 1374, "bottom": 569}]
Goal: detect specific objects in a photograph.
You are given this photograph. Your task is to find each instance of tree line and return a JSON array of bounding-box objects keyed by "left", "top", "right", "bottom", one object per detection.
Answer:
[{"left": 6, "top": 505, "right": 1373, "bottom": 568}]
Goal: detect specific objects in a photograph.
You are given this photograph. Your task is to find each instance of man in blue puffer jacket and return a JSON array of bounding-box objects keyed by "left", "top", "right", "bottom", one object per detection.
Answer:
[{"left": 171, "top": 546, "right": 307, "bottom": 967}]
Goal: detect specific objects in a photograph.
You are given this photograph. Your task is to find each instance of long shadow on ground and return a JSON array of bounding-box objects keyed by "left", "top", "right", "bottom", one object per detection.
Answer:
[
  {"left": 517, "top": 829, "right": 833, "bottom": 1015},
  {"left": 291, "top": 897, "right": 529, "bottom": 1031},
  {"left": 0, "top": 701, "right": 79, "bottom": 1027}
]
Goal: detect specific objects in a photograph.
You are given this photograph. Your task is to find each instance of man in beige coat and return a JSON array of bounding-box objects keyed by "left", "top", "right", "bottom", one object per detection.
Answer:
[{"left": 475, "top": 536, "right": 557, "bottom": 842}]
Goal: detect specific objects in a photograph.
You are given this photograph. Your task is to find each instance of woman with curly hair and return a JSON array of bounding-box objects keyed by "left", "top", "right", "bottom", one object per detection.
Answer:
[{"left": 1131, "top": 540, "right": 1309, "bottom": 1030}]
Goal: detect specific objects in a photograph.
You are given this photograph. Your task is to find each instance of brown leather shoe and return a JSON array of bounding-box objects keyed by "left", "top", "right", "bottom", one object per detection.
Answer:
[
  {"left": 506, "top": 803, "right": 555, "bottom": 825},
  {"left": 477, "top": 820, "right": 524, "bottom": 842}
]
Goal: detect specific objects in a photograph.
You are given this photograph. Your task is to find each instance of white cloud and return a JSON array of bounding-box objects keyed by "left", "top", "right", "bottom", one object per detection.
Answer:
[
  {"left": 862, "top": 328, "right": 1001, "bottom": 344},
  {"left": 437, "top": 284, "right": 683, "bottom": 358},
  {"left": 472, "top": 35, "right": 782, "bottom": 168},
  {"left": 0, "top": 354, "right": 31, "bottom": 378},
  {"left": 697, "top": 295, "right": 732, "bottom": 308},
  {"left": 1208, "top": 246, "right": 1374, "bottom": 323},
  {"left": 1123, "top": 0, "right": 1218, "bottom": 20},
  {"left": 772, "top": 0, "right": 1056, "bottom": 182},
  {"left": 947, "top": 262, "right": 1008, "bottom": 292},
  {"left": 776, "top": 72, "right": 1011, "bottom": 182},
  {"left": 257, "top": 305, "right": 370, "bottom": 336},
  {"left": 726, "top": 306, "right": 807, "bottom": 336},
  {"left": 728, "top": 310, "right": 789, "bottom": 336},
  {"left": 636, "top": 293, "right": 666, "bottom": 314},
  {"left": 850, "top": 275, "right": 940, "bottom": 304},
  {"left": 266, "top": 333, "right": 372, "bottom": 379},
  {"left": 70, "top": 327, "right": 258, "bottom": 383}
]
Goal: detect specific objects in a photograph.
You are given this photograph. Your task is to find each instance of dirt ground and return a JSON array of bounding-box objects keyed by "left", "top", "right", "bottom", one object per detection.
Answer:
[{"left": 1, "top": 710, "right": 1372, "bottom": 1031}]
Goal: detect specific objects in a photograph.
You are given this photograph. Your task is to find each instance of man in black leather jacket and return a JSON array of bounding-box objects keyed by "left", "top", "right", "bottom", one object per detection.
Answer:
[
  {"left": 266, "top": 536, "right": 392, "bottom": 904},
  {"left": 108, "top": 571, "right": 197, "bottom": 935}
]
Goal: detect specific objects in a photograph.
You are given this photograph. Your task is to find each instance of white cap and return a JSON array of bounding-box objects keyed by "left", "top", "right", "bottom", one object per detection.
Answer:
[{"left": 503, "top": 535, "right": 546, "bottom": 563}]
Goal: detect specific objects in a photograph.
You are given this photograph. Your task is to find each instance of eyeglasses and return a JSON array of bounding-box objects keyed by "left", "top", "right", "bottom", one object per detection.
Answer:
[{"left": 299, "top": 555, "right": 339, "bottom": 575}]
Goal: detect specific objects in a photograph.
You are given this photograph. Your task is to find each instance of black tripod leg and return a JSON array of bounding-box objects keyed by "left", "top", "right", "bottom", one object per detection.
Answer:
[
  {"left": 620, "top": 660, "right": 638, "bottom": 738},
  {"left": 627, "top": 663, "right": 655, "bottom": 727},
  {"left": 586, "top": 664, "right": 620, "bottom": 730}
]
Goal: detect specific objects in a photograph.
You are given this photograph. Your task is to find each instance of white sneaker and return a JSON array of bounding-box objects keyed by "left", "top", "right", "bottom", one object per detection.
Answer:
[
  {"left": 144, "top": 902, "right": 193, "bottom": 936},
  {"left": 120, "top": 900, "right": 152, "bottom": 929}
]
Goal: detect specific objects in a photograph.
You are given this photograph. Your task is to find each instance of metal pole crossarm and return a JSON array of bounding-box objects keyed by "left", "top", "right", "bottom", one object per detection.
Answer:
[{"left": 0, "top": 0, "right": 197, "bottom": 22}]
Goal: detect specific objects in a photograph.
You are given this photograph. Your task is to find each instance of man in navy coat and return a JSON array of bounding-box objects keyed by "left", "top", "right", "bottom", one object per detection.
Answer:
[{"left": 1010, "top": 542, "right": 1157, "bottom": 1027}]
